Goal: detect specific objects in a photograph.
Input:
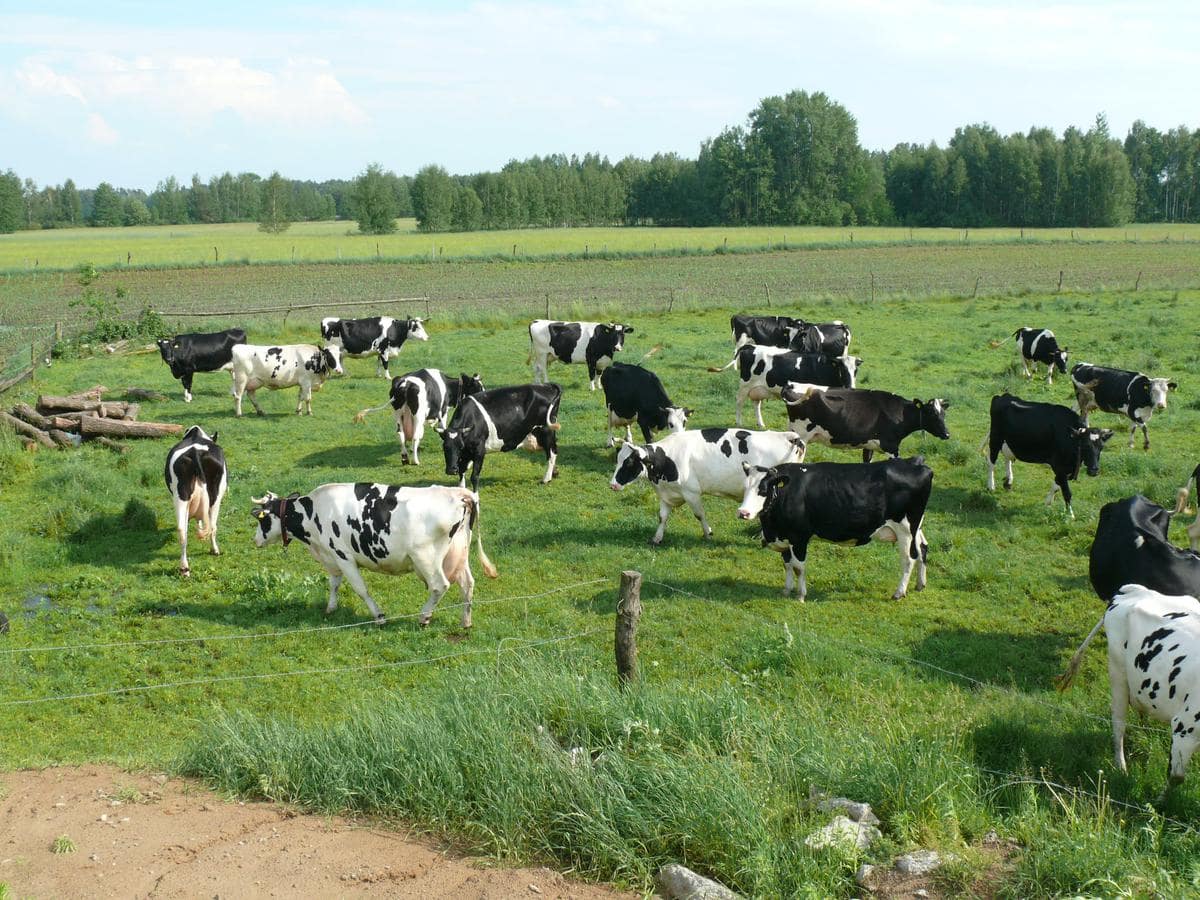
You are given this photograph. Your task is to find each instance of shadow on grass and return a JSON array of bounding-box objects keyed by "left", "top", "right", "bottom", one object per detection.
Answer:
[
  {"left": 909, "top": 627, "right": 1074, "bottom": 693},
  {"left": 969, "top": 716, "right": 1112, "bottom": 789},
  {"left": 67, "top": 499, "right": 172, "bottom": 568},
  {"left": 295, "top": 442, "right": 409, "bottom": 469}
]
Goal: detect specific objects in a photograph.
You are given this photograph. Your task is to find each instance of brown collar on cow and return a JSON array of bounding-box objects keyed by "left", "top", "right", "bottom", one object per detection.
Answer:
[{"left": 279, "top": 496, "right": 291, "bottom": 548}]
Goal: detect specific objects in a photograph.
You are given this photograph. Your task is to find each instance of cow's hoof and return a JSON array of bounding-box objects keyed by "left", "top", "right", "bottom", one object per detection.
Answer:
[
  {"left": 324, "top": 607, "right": 336, "bottom": 616},
  {"left": 255, "top": 410, "right": 265, "bottom": 417},
  {"left": 649, "top": 538, "right": 663, "bottom": 547},
  {"left": 211, "top": 548, "right": 221, "bottom": 556},
  {"left": 892, "top": 590, "right": 906, "bottom": 600},
  {"left": 374, "top": 614, "right": 387, "bottom": 626},
  {"left": 552, "top": 467, "right": 559, "bottom": 478},
  {"left": 418, "top": 617, "right": 431, "bottom": 628},
  {"left": 1003, "top": 481, "right": 1013, "bottom": 491},
  {"left": 180, "top": 567, "right": 190, "bottom": 577}
]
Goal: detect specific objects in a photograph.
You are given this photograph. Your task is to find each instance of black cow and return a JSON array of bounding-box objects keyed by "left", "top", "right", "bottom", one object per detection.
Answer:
[
  {"left": 156, "top": 328, "right": 246, "bottom": 402},
  {"left": 528, "top": 320, "right": 633, "bottom": 390},
  {"left": 788, "top": 321, "right": 852, "bottom": 358},
  {"left": 1013, "top": 328, "right": 1069, "bottom": 384},
  {"left": 436, "top": 384, "right": 563, "bottom": 491},
  {"left": 782, "top": 387, "right": 950, "bottom": 462},
  {"left": 710, "top": 344, "right": 861, "bottom": 427},
  {"left": 737, "top": 456, "right": 934, "bottom": 601},
  {"left": 1071, "top": 362, "right": 1177, "bottom": 450},
  {"left": 730, "top": 314, "right": 802, "bottom": 349},
  {"left": 986, "top": 393, "right": 1114, "bottom": 518},
  {"left": 599, "top": 362, "right": 691, "bottom": 446},
  {"left": 320, "top": 316, "right": 429, "bottom": 378},
  {"left": 1089, "top": 495, "right": 1200, "bottom": 602},
  {"left": 353, "top": 369, "right": 486, "bottom": 465}
]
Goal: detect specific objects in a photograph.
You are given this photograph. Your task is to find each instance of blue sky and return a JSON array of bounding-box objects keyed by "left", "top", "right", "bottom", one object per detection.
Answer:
[{"left": 1, "top": 1, "right": 1197, "bottom": 191}]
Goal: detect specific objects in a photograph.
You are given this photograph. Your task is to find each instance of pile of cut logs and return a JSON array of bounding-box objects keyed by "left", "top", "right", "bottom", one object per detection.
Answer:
[{"left": 1, "top": 385, "right": 179, "bottom": 453}]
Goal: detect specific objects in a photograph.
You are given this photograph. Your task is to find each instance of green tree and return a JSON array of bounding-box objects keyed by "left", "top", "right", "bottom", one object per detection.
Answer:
[
  {"left": 0, "top": 169, "right": 22, "bottom": 233},
  {"left": 90, "top": 182, "right": 124, "bottom": 227},
  {"left": 352, "top": 163, "right": 399, "bottom": 234},
  {"left": 258, "top": 171, "right": 293, "bottom": 233},
  {"left": 123, "top": 196, "right": 152, "bottom": 225},
  {"left": 58, "top": 178, "right": 81, "bottom": 226},
  {"left": 410, "top": 165, "right": 454, "bottom": 232},
  {"left": 451, "top": 185, "right": 484, "bottom": 231},
  {"left": 149, "top": 176, "right": 189, "bottom": 224}
]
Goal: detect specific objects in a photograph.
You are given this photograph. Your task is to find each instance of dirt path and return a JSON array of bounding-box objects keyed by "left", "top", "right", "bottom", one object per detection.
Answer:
[{"left": 0, "top": 766, "right": 635, "bottom": 898}]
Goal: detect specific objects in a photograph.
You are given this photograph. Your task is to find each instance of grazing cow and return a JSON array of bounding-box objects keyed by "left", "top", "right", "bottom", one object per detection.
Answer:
[
  {"left": 230, "top": 343, "right": 344, "bottom": 416},
  {"left": 710, "top": 344, "right": 861, "bottom": 427},
  {"left": 782, "top": 386, "right": 950, "bottom": 462},
  {"left": 599, "top": 362, "right": 691, "bottom": 446},
  {"left": 1071, "top": 362, "right": 1177, "bottom": 450},
  {"left": 1089, "top": 496, "right": 1200, "bottom": 602},
  {"left": 731, "top": 314, "right": 803, "bottom": 350},
  {"left": 609, "top": 428, "right": 805, "bottom": 544},
  {"left": 1057, "top": 584, "right": 1200, "bottom": 800},
  {"left": 436, "top": 384, "right": 562, "bottom": 491},
  {"left": 164, "top": 425, "right": 228, "bottom": 577},
  {"left": 985, "top": 394, "right": 1113, "bottom": 518},
  {"left": 319, "top": 316, "right": 429, "bottom": 378},
  {"left": 251, "top": 483, "right": 497, "bottom": 628},
  {"left": 738, "top": 457, "right": 933, "bottom": 600},
  {"left": 528, "top": 320, "right": 633, "bottom": 389},
  {"left": 788, "top": 321, "right": 852, "bottom": 358},
  {"left": 156, "top": 328, "right": 246, "bottom": 402},
  {"left": 353, "top": 369, "right": 485, "bottom": 465},
  {"left": 1013, "top": 327, "right": 1069, "bottom": 384}
]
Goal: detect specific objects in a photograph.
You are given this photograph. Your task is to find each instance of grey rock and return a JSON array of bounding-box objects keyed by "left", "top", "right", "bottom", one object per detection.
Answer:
[
  {"left": 855, "top": 863, "right": 875, "bottom": 886},
  {"left": 914, "top": 891, "right": 929, "bottom": 899},
  {"left": 895, "top": 850, "right": 942, "bottom": 876},
  {"left": 805, "top": 815, "right": 882, "bottom": 851},
  {"left": 655, "top": 864, "right": 741, "bottom": 900},
  {"left": 809, "top": 786, "right": 881, "bottom": 826}
]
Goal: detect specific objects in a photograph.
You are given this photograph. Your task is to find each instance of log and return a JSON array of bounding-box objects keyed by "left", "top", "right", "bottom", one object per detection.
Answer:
[
  {"left": 0, "top": 410, "right": 55, "bottom": 448},
  {"left": 67, "top": 385, "right": 108, "bottom": 400},
  {"left": 11, "top": 403, "right": 54, "bottom": 431},
  {"left": 123, "top": 388, "right": 169, "bottom": 402},
  {"left": 48, "top": 416, "right": 80, "bottom": 432},
  {"left": 122, "top": 402, "right": 140, "bottom": 421},
  {"left": 48, "top": 429, "right": 79, "bottom": 448},
  {"left": 92, "top": 436, "right": 129, "bottom": 454},
  {"left": 37, "top": 396, "right": 131, "bottom": 416},
  {"left": 80, "top": 415, "right": 181, "bottom": 439}
]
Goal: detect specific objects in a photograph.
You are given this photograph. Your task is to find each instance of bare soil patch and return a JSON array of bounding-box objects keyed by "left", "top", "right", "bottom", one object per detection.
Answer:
[{"left": 0, "top": 765, "right": 634, "bottom": 898}]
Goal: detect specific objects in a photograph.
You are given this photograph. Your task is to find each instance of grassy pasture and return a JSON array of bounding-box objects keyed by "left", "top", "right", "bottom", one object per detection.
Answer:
[
  {"left": 3, "top": 219, "right": 1200, "bottom": 272},
  {"left": 3, "top": 288, "right": 1200, "bottom": 894}
]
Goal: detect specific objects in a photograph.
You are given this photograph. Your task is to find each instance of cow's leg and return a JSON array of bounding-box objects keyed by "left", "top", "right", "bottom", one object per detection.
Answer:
[
  {"left": 1004, "top": 455, "right": 1014, "bottom": 490},
  {"left": 181, "top": 371, "right": 195, "bottom": 403},
  {"left": 862, "top": 449, "right": 874, "bottom": 463},
  {"left": 888, "top": 520, "right": 916, "bottom": 600},
  {"left": 780, "top": 546, "right": 796, "bottom": 595},
  {"left": 411, "top": 416, "right": 425, "bottom": 466},
  {"left": 587, "top": 362, "right": 599, "bottom": 391},
  {"left": 791, "top": 540, "right": 810, "bottom": 600},
  {"left": 207, "top": 492, "right": 223, "bottom": 556},
  {"left": 639, "top": 417, "right": 654, "bottom": 444},
  {"left": 683, "top": 492, "right": 712, "bottom": 540},
  {"left": 538, "top": 428, "right": 558, "bottom": 483},
  {"left": 531, "top": 354, "right": 546, "bottom": 384},
  {"left": 625, "top": 424, "right": 635, "bottom": 443},
  {"left": 914, "top": 526, "right": 929, "bottom": 590},
  {"left": 325, "top": 571, "right": 343, "bottom": 614},
  {"left": 247, "top": 388, "right": 265, "bottom": 416},
  {"left": 232, "top": 375, "right": 246, "bottom": 417},
  {"left": 456, "top": 561, "right": 475, "bottom": 629},
  {"left": 1046, "top": 367, "right": 1054, "bottom": 386},
  {"left": 1051, "top": 474, "right": 1074, "bottom": 519},
  {"left": 1108, "top": 655, "right": 1130, "bottom": 775},
  {"left": 469, "top": 456, "right": 484, "bottom": 493},
  {"left": 1128, "top": 422, "right": 1138, "bottom": 450},
  {"left": 1020, "top": 355, "right": 1032, "bottom": 379},
  {"left": 1164, "top": 727, "right": 1197, "bottom": 801},
  {"left": 338, "top": 564, "right": 386, "bottom": 624},
  {"left": 416, "top": 556, "right": 453, "bottom": 627},
  {"left": 734, "top": 385, "right": 748, "bottom": 427},
  {"left": 650, "top": 498, "right": 677, "bottom": 545},
  {"left": 1141, "top": 423, "right": 1150, "bottom": 451},
  {"left": 175, "top": 500, "right": 191, "bottom": 576},
  {"left": 755, "top": 398, "right": 766, "bottom": 429}
]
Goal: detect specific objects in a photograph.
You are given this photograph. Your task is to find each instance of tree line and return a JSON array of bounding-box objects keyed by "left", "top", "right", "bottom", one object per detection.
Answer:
[{"left": 1, "top": 90, "right": 1197, "bottom": 235}]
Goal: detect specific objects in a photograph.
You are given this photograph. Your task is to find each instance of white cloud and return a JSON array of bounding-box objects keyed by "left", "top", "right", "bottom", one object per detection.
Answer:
[{"left": 86, "top": 112, "right": 118, "bottom": 145}]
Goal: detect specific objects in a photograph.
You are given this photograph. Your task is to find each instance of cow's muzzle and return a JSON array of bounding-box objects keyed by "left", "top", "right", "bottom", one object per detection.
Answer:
[
  {"left": 1086, "top": 466, "right": 1100, "bottom": 477},
  {"left": 737, "top": 508, "right": 753, "bottom": 520},
  {"left": 609, "top": 482, "right": 623, "bottom": 491}
]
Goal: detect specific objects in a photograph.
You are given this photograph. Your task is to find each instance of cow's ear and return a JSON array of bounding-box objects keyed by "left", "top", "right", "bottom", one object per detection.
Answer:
[
  {"left": 1071, "top": 427, "right": 1087, "bottom": 438},
  {"left": 1100, "top": 429, "right": 1114, "bottom": 442},
  {"left": 912, "top": 399, "right": 922, "bottom": 408},
  {"left": 613, "top": 437, "right": 625, "bottom": 448},
  {"left": 623, "top": 326, "right": 634, "bottom": 334},
  {"left": 940, "top": 399, "right": 950, "bottom": 409},
  {"left": 211, "top": 430, "right": 219, "bottom": 443},
  {"left": 741, "top": 462, "right": 752, "bottom": 475},
  {"left": 683, "top": 407, "right": 695, "bottom": 417},
  {"left": 1169, "top": 381, "right": 1179, "bottom": 391},
  {"left": 432, "top": 424, "right": 445, "bottom": 435}
]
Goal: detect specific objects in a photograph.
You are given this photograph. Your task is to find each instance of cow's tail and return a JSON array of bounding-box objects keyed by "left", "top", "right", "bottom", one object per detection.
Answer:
[
  {"left": 352, "top": 402, "right": 392, "bottom": 424},
  {"left": 466, "top": 493, "right": 499, "bottom": 578},
  {"left": 638, "top": 344, "right": 664, "bottom": 364},
  {"left": 526, "top": 322, "right": 535, "bottom": 365},
  {"left": 1054, "top": 613, "right": 1107, "bottom": 692},
  {"left": 707, "top": 353, "right": 739, "bottom": 374},
  {"left": 977, "top": 429, "right": 991, "bottom": 455},
  {"left": 190, "top": 446, "right": 214, "bottom": 540},
  {"left": 1173, "top": 462, "right": 1200, "bottom": 515}
]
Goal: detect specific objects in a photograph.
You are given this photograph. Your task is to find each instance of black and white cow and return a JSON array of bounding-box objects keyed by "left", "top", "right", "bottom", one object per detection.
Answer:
[
  {"left": 230, "top": 343, "right": 344, "bottom": 416},
  {"left": 1057, "top": 584, "right": 1200, "bottom": 800},
  {"left": 528, "top": 320, "right": 633, "bottom": 390},
  {"left": 436, "top": 384, "right": 563, "bottom": 491},
  {"left": 319, "top": 316, "right": 429, "bottom": 378},
  {"left": 608, "top": 428, "right": 806, "bottom": 544},
  {"left": 1089, "top": 495, "right": 1200, "bottom": 602},
  {"left": 164, "top": 425, "right": 228, "bottom": 577},
  {"left": 730, "top": 314, "right": 802, "bottom": 350},
  {"left": 251, "top": 483, "right": 497, "bottom": 627},
  {"left": 788, "top": 321, "right": 852, "bottom": 358},
  {"left": 737, "top": 456, "right": 933, "bottom": 601},
  {"left": 353, "top": 369, "right": 485, "bottom": 465},
  {"left": 156, "top": 328, "right": 246, "bottom": 402},
  {"left": 782, "top": 386, "right": 950, "bottom": 462},
  {"left": 599, "top": 362, "right": 690, "bottom": 446},
  {"left": 1072, "top": 363, "right": 1178, "bottom": 450},
  {"left": 1013, "top": 327, "right": 1069, "bottom": 384},
  {"left": 710, "top": 344, "right": 861, "bottom": 427},
  {"left": 985, "top": 393, "right": 1113, "bottom": 518}
]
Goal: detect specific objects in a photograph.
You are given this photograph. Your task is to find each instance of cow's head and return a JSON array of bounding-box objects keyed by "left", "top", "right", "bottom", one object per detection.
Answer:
[
  {"left": 597, "top": 323, "right": 633, "bottom": 355},
  {"left": 738, "top": 463, "right": 793, "bottom": 520},
  {"left": 250, "top": 492, "right": 283, "bottom": 547},
  {"left": 435, "top": 426, "right": 472, "bottom": 478},
  {"left": 308, "top": 345, "right": 344, "bottom": 377},
  {"left": 840, "top": 356, "right": 863, "bottom": 388},
  {"left": 157, "top": 338, "right": 178, "bottom": 365},
  {"left": 459, "top": 372, "right": 485, "bottom": 398},
  {"left": 1072, "top": 427, "right": 1115, "bottom": 477},
  {"left": 609, "top": 442, "right": 649, "bottom": 490},
  {"left": 407, "top": 317, "right": 430, "bottom": 342},
  {"left": 1052, "top": 347, "right": 1069, "bottom": 374},
  {"left": 1149, "top": 377, "right": 1177, "bottom": 410},
  {"left": 320, "top": 318, "right": 342, "bottom": 342},
  {"left": 664, "top": 406, "right": 692, "bottom": 433},
  {"left": 914, "top": 398, "right": 951, "bottom": 440}
]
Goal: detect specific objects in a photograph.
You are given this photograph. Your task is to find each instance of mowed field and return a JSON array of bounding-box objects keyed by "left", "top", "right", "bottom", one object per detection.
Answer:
[
  {"left": 3, "top": 219, "right": 1200, "bottom": 272},
  {"left": 4, "top": 274, "right": 1200, "bottom": 893}
]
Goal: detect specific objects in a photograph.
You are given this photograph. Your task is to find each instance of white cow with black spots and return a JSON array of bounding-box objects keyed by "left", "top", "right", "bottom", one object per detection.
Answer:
[
  {"left": 1058, "top": 583, "right": 1200, "bottom": 800},
  {"left": 251, "top": 483, "right": 497, "bottom": 628},
  {"left": 528, "top": 320, "right": 633, "bottom": 389},
  {"left": 230, "top": 343, "right": 344, "bottom": 416},
  {"left": 608, "top": 427, "right": 806, "bottom": 544}
]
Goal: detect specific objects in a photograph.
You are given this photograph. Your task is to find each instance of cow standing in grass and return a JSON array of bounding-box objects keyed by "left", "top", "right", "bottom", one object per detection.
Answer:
[
  {"left": 528, "top": 320, "right": 633, "bottom": 390},
  {"left": 230, "top": 343, "right": 344, "bottom": 416},
  {"left": 157, "top": 328, "right": 246, "bottom": 402},
  {"left": 320, "top": 316, "right": 429, "bottom": 378},
  {"left": 354, "top": 369, "right": 485, "bottom": 465},
  {"left": 165, "top": 425, "right": 227, "bottom": 577},
  {"left": 1071, "top": 363, "right": 1177, "bottom": 450}
]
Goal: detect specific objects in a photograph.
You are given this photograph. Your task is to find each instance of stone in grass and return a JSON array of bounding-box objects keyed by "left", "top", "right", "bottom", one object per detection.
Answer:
[
  {"left": 895, "top": 850, "right": 943, "bottom": 876},
  {"left": 855, "top": 863, "right": 875, "bottom": 886},
  {"left": 809, "top": 785, "right": 882, "bottom": 826},
  {"left": 655, "top": 863, "right": 742, "bottom": 900},
  {"left": 804, "top": 815, "right": 882, "bottom": 852}
]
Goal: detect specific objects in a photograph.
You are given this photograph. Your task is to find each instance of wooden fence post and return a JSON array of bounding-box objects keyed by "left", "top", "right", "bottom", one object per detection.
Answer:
[
  {"left": 1135, "top": 271, "right": 1142, "bottom": 291},
  {"left": 870, "top": 272, "right": 875, "bottom": 303},
  {"left": 668, "top": 289, "right": 675, "bottom": 313},
  {"left": 545, "top": 293, "right": 550, "bottom": 319},
  {"left": 1057, "top": 270, "right": 1064, "bottom": 292},
  {"left": 765, "top": 284, "right": 771, "bottom": 307},
  {"left": 972, "top": 275, "right": 980, "bottom": 298},
  {"left": 615, "top": 570, "right": 642, "bottom": 688},
  {"left": 425, "top": 297, "right": 431, "bottom": 319}
]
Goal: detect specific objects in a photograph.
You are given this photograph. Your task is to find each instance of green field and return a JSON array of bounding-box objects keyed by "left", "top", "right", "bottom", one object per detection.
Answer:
[
  {"left": 3, "top": 279, "right": 1200, "bottom": 894},
  {"left": 3, "top": 219, "right": 1200, "bottom": 272}
]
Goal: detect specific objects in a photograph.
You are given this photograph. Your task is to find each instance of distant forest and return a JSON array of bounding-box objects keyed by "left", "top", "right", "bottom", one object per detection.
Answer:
[{"left": 1, "top": 90, "right": 1197, "bottom": 235}]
